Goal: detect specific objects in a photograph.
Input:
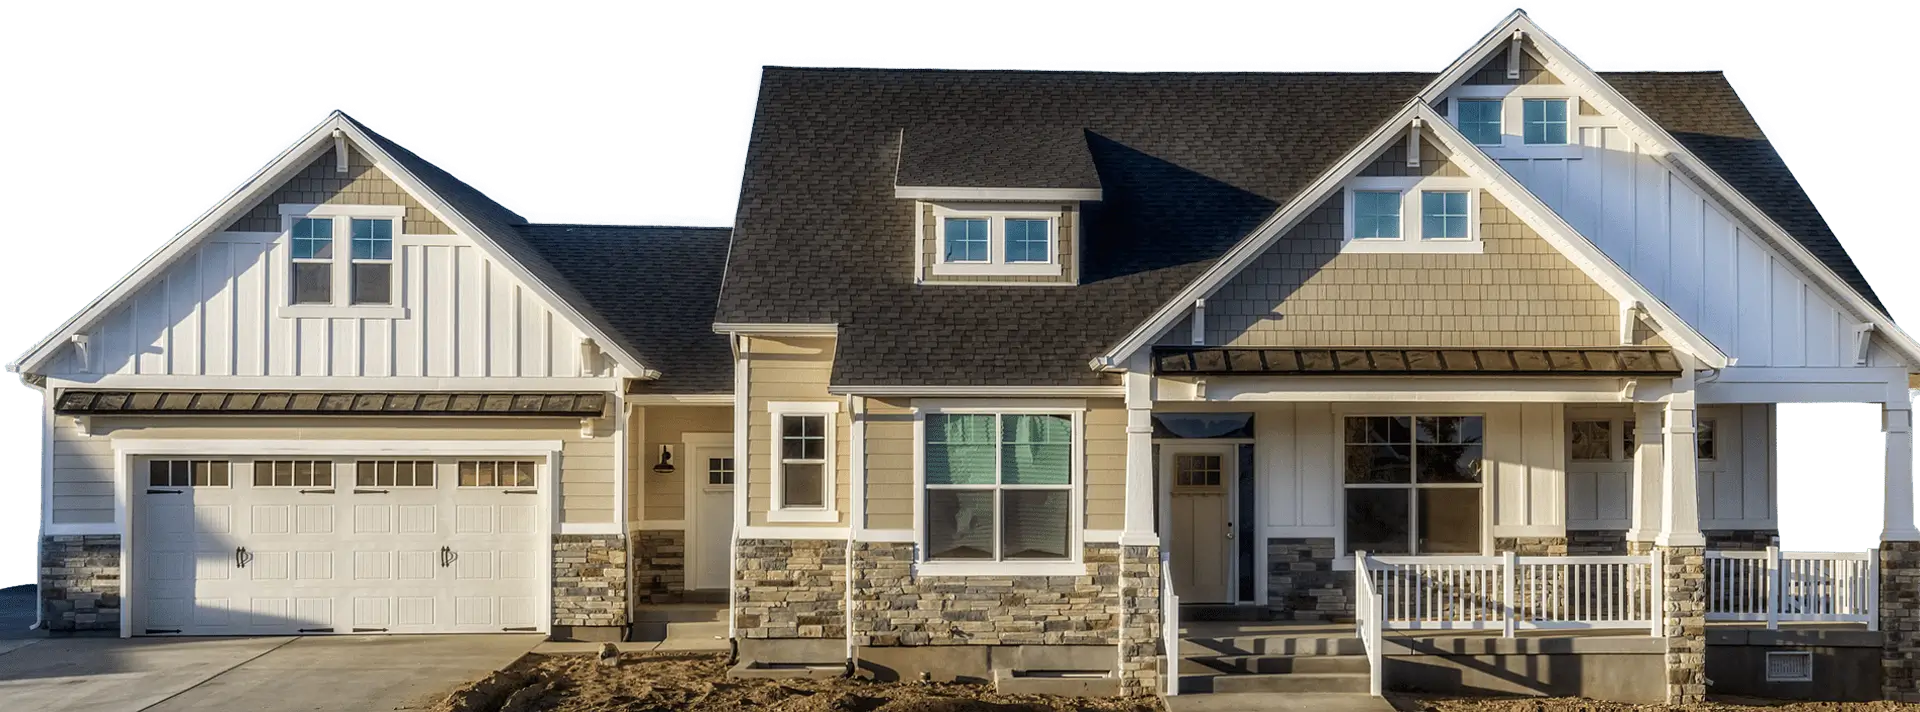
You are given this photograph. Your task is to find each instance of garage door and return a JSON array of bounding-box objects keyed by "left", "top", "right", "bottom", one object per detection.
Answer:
[{"left": 135, "top": 457, "right": 543, "bottom": 635}]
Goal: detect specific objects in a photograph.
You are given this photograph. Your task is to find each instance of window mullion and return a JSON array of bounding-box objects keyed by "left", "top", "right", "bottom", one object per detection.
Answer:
[{"left": 993, "top": 413, "right": 1005, "bottom": 561}]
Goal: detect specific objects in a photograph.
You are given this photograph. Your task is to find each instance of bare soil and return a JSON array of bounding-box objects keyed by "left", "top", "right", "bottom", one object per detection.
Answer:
[
  {"left": 436, "top": 651, "right": 1160, "bottom": 712},
  {"left": 1395, "top": 695, "right": 1920, "bottom": 711}
]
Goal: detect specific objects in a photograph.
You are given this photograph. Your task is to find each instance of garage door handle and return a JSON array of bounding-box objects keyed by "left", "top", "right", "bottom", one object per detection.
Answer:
[
  {"left": 235, "top": 546, "right": 250, "bottom": 569},
  {"left": 440, "top": 546, "right": 457, "bottom": 568}
]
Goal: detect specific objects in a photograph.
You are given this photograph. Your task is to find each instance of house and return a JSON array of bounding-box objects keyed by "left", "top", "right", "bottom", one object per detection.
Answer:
[{"left": 17, "top": 9, "right": 1920, "bottom": 705}]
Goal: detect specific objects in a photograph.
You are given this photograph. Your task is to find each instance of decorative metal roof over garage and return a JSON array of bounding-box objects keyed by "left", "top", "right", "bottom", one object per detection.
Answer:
[
  {"left": 53, "top": 390, "right": 609, "bottom": 417},
  {"left": 1153, "top": 347, "right": 1682, "bottom": 377}
]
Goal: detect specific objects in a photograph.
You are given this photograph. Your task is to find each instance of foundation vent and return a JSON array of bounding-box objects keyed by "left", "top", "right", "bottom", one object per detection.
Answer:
[{"left": 1764, "top": 651, "right": 1813, "bottom": 682}]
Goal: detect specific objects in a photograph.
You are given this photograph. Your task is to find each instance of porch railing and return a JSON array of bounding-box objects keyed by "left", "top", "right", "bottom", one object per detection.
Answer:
[
  {"left": 1161, "top": 549, "right": 1180, "bottom": 696},
  {"left": 1352, "top": 552, "right": 1385, "bottom": 697},
  {"left": 1363, "top": 552, "right": 1659, "bottom": 636},
  {"left": 1705, "top": 548, "right": 1878, "bottom": 630}
]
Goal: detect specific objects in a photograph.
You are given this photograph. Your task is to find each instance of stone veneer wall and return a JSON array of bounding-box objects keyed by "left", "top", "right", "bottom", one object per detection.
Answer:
[
  {"left": 1494, "top": 536, "right": 1569, "bottom": 556},
  {"left": 1568, "top": 531, "right": 1630, "bottom": 555},
  {"left": 1267, "top": 538, "right": 1351, "bottom": 621},
  {"left": 1118, "top": 545, "right": 1162, "bottom": 694},
  {"left": 632, "top": 530, "right": 686, "bottom": 604},
  {"left": 552, "top": 534, "right": 628, "bottom": 629},
  {"left": 1704, "top": 529, "right": 1780, "bottom": 551},
  {"left": 1882, "top": 542, "right": 1920, "bottom": 702},
  {"left": 1659, "top": 546, "right": 1707, "bottom": 704},
  {"left": 850, "top": 542, "right": 1119, "bottom": 646},
  {"left": 40, "top": 535, "right": 120, "bottom": 632},
  {"left": 736, "top": 538, "right": 846, "bottom": 639}
]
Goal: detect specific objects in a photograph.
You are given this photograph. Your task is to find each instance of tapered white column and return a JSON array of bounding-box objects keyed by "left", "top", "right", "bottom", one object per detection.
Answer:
[
  {"left": 1627, "top": 404, "right": 1665, "bottom": 545},
  {"left": 1121, "top": 370, "right": 1159, "bottom": 546},
  {"left": 1657, "top": 371, "right": 1706, "bottom": 547},
  {"left": 1883, "top": 398, "right": 1919, "bottom": 542}
]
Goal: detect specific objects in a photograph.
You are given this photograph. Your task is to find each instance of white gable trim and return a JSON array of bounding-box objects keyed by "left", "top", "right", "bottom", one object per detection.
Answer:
[
  {"left": 1417, "top": 11, "right": 1920, "bottom": 368},
  {"left": 1098, "top": 102, "right": 1728, "bottom": 370},
  {"left": 10, "top": 112, "right": 655, "bottom": 379}
]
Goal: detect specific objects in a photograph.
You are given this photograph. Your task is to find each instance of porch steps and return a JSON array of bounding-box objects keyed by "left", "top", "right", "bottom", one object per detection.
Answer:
[
  {"left": 1163, "top": 692, "right": 1394, "bottom": 712},
  {"left": 629, "top": 603, "right": 728, "bottom": 645},
  {"left": 1174, "top": 629, "right": 1373, "bottom": 696}
]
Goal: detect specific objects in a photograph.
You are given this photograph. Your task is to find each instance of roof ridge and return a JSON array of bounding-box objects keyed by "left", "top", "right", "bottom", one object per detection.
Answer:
[
  {"left": 523, "top": 222, "right": 732, "bottom": 231},
  {"left": 761, "top": 66, "right": 1438, "bottom": 77}
]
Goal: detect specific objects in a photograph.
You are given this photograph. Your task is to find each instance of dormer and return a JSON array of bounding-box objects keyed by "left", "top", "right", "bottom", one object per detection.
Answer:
[
  {"left": 894, "top": 126, "right": 1098, "bottom": 285},
  {"left": 1435, "top": 32, "right": 1584, "bottom": 160}
]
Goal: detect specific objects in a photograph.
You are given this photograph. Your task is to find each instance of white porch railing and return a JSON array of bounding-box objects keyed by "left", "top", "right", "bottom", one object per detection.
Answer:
[
  {"left": 1363, "top": 552, "right": 1660, "bottom": 635},
  {"left": 1705, "top": 548, "right": 1879, "bottom": 630},
  {"left": 1352, "top": 552, "right": 1385, "bottom": 697},
  {"left": 1161, "top": 550, "right": 1180, "bottom": 696}
]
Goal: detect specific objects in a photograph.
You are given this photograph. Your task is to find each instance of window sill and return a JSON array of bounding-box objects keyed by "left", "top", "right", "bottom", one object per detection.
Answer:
[
  {"left": 913, "top": 560, "right": 1085, "bottom": 577},
  {"left": 277, "top": 305, "right": 410, "bottom": 320},
  {"left": 930, "top": 262, "right": 1063, "bottom": 277},
  {"left": 1341, "top": 239, "right": 1484, "bottom": 254},
  {"left": 766, "top": 508, "right": 839, "bottom": 523},
  {"left": 1480, "top": 144, "right": 1583, "bottom": 160}
]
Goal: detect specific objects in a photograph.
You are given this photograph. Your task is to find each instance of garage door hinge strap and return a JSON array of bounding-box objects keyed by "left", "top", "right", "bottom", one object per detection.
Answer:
[
  {"left": 352, "top": 627, "right": 387, "bottom": 633},
  {"left": 299, "top": 628, "right": 334, "bottom": 633},
  {"left": 146, "top": 489, "right": 181, "bottom": 494},
  {"left": 353, "top": 489, "right": 390, "bottom": 494},
  {"left": 503, "top": 627, "right": 537, "bottom": 632},
  {"left": 145, "top": 629, "right": 181, "bottom": 634},
  {"left": 299, "top": 489, "right": 335, "bottom": 494}
]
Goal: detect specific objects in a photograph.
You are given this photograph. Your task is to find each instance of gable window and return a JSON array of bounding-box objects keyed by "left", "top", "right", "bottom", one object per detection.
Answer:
[
  {"left": 290, "top": 217, "right": 334, "bottom": 305},
  {"left": 1421, "top": 191, "right": 1470, "bottom": 240},
  {"left": 927, "top": 203, "right": 1064, "bottom": 277},
  {"left": 1523, "top": 98, "right": 1569, "bottom": 145},
  {"left": 921, "top": 408, "right": 1080, "bottom": 570},
  {"left": 1352, "top": 191, "right": 1401, "bottom": 239},
  {"left": 767, "top": 401, "right": 839, "bottom": 522},
  {"left": 1343, "top": 415, "right": 1484, "bottom": 554},
  {"left": 350, "top": 218, "right": 394, "bottom": 305},
  {"left": 1457, "top": 99, "right": 1502, "bottom": 145}
]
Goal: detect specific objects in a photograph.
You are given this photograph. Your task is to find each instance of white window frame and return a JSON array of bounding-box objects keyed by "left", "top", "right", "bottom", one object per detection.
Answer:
[
  {"left": 347, "top": 217, "right": 397, "bottom": 307},
  {"left": 928, "top": 202, "right": 1064, "bottom": 277},
  {"left": 1453, "top": 97, "right": 1504, "bottom": 146},
  {"left": 1566, "top": 409, "right": 1634, "bottom": 531},
  {"left": 1334, "top": 412, "right": 1491, "bottom": 558},
  {"left": 911, "top": 400, "right": 1086, "bottom": 577},
  {"left": 276, "top": 204, "right": 408, "bottom": 319},
  {"left": 1340, "top": 177, "right": 1484, "bottom": 254},
  {"left": 767, "top": 400, "right": 840, "bottom": 523},
  {"left": 1442, "top": 86, "right": 1585, "bottom": 160}
]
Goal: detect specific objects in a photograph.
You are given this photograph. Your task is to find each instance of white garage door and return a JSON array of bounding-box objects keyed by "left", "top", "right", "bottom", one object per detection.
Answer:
[{"left": 135, "top": 457, "right": 544, "bottom": 636}]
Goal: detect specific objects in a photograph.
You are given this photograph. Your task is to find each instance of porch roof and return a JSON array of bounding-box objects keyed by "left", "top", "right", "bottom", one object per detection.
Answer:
[
  {"left": 1153, "top": 346, "right": 1682, "bottom": 378},
  {"left": 53, "top": 390, "right": 609, "bottom": 418}
]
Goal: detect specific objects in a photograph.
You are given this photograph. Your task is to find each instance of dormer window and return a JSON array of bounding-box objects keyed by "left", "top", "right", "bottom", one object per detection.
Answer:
[{"left": 928, "top": 203, "right": 1064, "bottom": 277}]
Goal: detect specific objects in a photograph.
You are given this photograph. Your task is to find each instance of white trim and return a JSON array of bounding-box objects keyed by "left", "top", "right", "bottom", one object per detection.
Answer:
[
  {"left": 1329, "top": 411, "right": 1493, "bottom": 558},
  {"left": 1341, "top": 176, "right": 1484, "bottom": 253},
  {"left": 612, "top": 398, "right": 628, "bottom": 532},
  {"left": 625, "top": 393, "right": 734, "bottom": 405},
  {"left": 927, "top": 202, "right": 1066, "bottom": 277},
  {"left": 739, "top": 525, "right": 851, "bottom": 539},
  {"left": 712, "top": 322, "right": 840, "bottom": 336},
  {"left": 767, "top": 400, "right": 840, "bottom": 523},
  {"left": 1082, "top": 529, "right": 1124, "bottom": 543},
  {"left": 854, "top": 528, "right": 917, "bottom": 542},
  {"left": 46, "top": 375, "right": 620, "bottom": 391},
  {"left": 830, "top": 385, "right": 1123, "bottom": 397},
  {"left": 908, "top": 398, "right": 1087, "bottom": 412},
  {"left": 912, "top": 403, "right": 1085, "bottom": 575},
  {"left": 109, "top": 439, "right": 566, "bottom": 456},
  {"left": 849, "top": 396, "right": 867, "bottom": 535},
  {"left": 278, "top": 203, "right": 408, "bottom": 218},
  {"left": 559, "top": 522, "right": 621, "bottom": 535},
  {"left": 915, "top": 561, "right": 1088, "bottom": 577},
  {"left": 729, "top": 336, "right": 749, "bottom": 639},
  {"left": 635, "top": 520, "right": 688, "bottom": 530},
  {"left": 894, "top": 186, "right": 1102, "bottom": 202}
]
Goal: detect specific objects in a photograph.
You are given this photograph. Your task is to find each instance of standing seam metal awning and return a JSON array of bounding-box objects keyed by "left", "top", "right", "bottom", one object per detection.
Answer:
[
  {"left": 53, "top": 390, "right": 609, "bottom": 417},
  {"left": 1153, "top": 347, "right": 1682, "bottom": 377}
]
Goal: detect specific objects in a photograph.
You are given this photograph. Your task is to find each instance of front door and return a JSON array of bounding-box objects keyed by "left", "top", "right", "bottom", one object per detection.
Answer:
[
  {"left": 1168, "top": 446, "right": 1235, "bottom": 603},
  {"left": 689, "top": 443, "right": 735, "bottom": 591}
]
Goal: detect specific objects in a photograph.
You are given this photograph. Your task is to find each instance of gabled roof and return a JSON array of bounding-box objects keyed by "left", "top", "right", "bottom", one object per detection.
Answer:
[{"left": 895, "top": 126, "right": 1101, "bottom": 191}]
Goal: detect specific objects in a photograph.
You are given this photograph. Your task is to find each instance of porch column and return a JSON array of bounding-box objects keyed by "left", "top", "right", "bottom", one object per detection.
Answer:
[
  {"left": 1121, "top": 370, "right": 1158, "bottom": 545},
  {"left": 1118, "top": 370, "right": 1162, "bottom": 694},
  {"left": 1657, "top": 371, "right": 1707, "bottom": 705},
  {"left": 1626, "top": 404, "right": 1664, "bottom": 552},
  {"left": 1881, "top": 392, "right": 1920, "bottom": 701}
]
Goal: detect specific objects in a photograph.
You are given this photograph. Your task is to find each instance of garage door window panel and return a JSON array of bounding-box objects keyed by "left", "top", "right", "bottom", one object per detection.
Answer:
[
  {"left": 251, "top": 460, "right": 333, "bottom": 487},
  {"left": 357, "top": 460, "right": 436, "bottom": 487},
  {"left": 458, "top": 460, "right": 536, "bottom": 488},
  {"left": 150, "top": 459, "right": 230, "bottom": 487}
]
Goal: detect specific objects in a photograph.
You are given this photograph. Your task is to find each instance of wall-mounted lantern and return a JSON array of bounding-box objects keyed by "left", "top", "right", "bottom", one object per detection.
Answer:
[{"left": 651, "top": 444, "right": 677, "bottom": 475}]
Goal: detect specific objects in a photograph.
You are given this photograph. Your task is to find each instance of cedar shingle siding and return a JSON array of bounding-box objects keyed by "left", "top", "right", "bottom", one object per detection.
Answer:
[{"left": 225, "top": 145, "right": 451, "bottom": 234}]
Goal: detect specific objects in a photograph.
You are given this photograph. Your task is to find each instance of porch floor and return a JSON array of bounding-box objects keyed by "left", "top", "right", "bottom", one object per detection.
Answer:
[{"left": 1178, "top": 619, "right": 1870, "bottom": 641}]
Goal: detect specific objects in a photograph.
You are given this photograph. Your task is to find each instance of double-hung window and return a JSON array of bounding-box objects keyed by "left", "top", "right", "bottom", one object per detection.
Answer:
[
  {"left": 1343, "top": 415, "right": 1484, "bottom": 554},
  {"left": 290, "top": 217, "right": 334, "bottom": 305},
  {"left": 923, "top": 410, "right": 1078, "bottom": 566},
  {"left": 768, "top": 401, "right": 839, "bottom": 521},
  {"left": 350, "top": 218, "right": 394, "bottom": 305},
  {"left": 1523, "top": 98, "right": 1569, "bottom": 145},
  {"left": 279, "top": 204, "right": 406, "bottom": 315}
]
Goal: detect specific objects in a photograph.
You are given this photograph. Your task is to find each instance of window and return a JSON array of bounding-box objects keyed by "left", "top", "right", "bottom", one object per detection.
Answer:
[
  {"left": 149, "top": 460, "right": 230, "bottom": 487},
  {"left": 1421, "top": 191, "right": 1470, "bottom": 240},
  {"left": 1696, "top": 419, "right": 1717, "bottom": 461},
  {"left": 1569, "top": 420, "right": 1614, "bottom": 461},
  {"left": 943, "top": 217, "right": 989, "bottom": 263},
  {"left": 253, "top": 460, "right": 333, "bottom": 487},
  {"left": 1174, "top": 454, "right": 1223, "bottom": 487},
  {"left": 708, "top": 457, "right": 735, "bottom": 486},
  {"left": 768, "top": 401, "right": 839, "bottom": 520},
  {"left": 1004, "top": 218, "right": 1051, "bottom": 263},
  {"left": 1457, "top": 99, "right": 1502, "bottom": 145},
  {"left": 290, "top": 217, "right": 334, "bottom": 305},
  {"left": 1352, "top": 191, "right": 1401, "bottom": 239},
  {"left": 458, "top": 460, "right": 535, "bottom": 487},
  {"left": 1523, "top": 99, "right": 1568, "bottom": 145},
  {"left": 1151, "top": 412, "right": 1255, "bottom": 439},
  {"left": 350, "top": 218, "right": 394, "bottom": 305},
  {"left": 1344, "top": 415, "right": 1484, "bottom": 554},
  {"left": 357, "top": 460, "right": 435, "bottom": 487},
  {"left": 924, "top": 412, "right": 1075, "bottom": 562}
]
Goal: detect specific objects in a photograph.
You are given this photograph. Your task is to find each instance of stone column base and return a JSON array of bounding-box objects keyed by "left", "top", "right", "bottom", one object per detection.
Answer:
[
  {"left": 632, "top": 530, "right": 687, "bottom": 604},
  {"left": 1659, "top": 546, "right": 1707, "bottom": 704},
  {"left": 40, "top": 535, "right": 121, "bottom": 633},
  {"left": 1881, "top": 541, "right": 1920, "bottom": 702},
  {"left": 552, "top": 533, "right": 629, "bottom": 639},
  {"left": 1120, "top": 544, "right": 1161, "bottom": 695}
]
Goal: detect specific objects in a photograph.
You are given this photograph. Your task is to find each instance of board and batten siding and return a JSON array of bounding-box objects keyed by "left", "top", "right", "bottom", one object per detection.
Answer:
[
  {"left": 743, "top": 335, "right": 849, "bottom": 527},
  {"left": 1556, "top": 404, "right": 1775, "bottom": 531},
  {"left": 1254, "top": 402, "right": 1566, "bottom": 543},
  {"left": 47, "top": 412, "right": 615, "bottom": 525},
  {"left": 631, "top": 405, "right": 734, "bottom": 523}
]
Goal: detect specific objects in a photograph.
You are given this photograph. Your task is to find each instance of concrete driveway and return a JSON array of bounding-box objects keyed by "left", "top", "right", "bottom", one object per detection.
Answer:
[{"left": 0, "top": 634, "right": 539, "bottom": 712}]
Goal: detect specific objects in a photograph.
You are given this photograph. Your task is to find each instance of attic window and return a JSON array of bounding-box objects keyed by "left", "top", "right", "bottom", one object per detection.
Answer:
[
  {"left": 1341, "top": 178, "right": 1483, "bottom": 254},
  {"left": 277, "top": 204, "right": 408, "bottom": 318},
  {"left": 928, "top": 203, "right": 1064, "bottom": 277},
  {"left": 1523, "top": 99, "right": 1569, "bottom": 145}
]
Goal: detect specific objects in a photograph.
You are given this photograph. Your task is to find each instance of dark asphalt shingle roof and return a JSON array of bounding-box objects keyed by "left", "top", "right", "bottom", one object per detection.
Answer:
[
  {"left": 718, "top": 67, "right": 1886, "bottom": 386},
  {"left": 896, "top": 126, "right": 1102, "bottom": 190}
]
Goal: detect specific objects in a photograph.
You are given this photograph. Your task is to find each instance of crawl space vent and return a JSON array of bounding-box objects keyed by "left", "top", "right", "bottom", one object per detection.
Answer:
[{"left": 1765, "top": 651, "right": 1813, "bottom": 682}]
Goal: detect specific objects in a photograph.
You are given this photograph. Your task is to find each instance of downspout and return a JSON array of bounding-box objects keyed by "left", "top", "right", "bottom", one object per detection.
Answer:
[{"left": 844, "top": 393, "right": 862, "bottom": 674}]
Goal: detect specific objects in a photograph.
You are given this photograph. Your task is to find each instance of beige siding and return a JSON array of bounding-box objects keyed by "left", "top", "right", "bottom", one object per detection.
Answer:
[
  {"left": 629, "top": 405, "right": 734, "bottom": 523},
  {"left": 744, "top": 336, "right": 848, "bottom": 527},
  {"left": 1206, "top": 141, "right": 1617, "bottom": 348},
  {"left": 1084, "top": 399, "right": 1127, "bottom": 532},
  {"left": 918, "top": 202, "right": 1078, "bottom": 285},
  {"left": 863, "top": 398, "right": 916, "bottom": 530},
  {"left": 226, "top": 145, "right": 450, "bottom": 234},
  {"left": 1464, "top": 45, "right": 1562, "bottom": 86},
  {"left": 48, "top": 413, "right": 614, "bottom": 524}
]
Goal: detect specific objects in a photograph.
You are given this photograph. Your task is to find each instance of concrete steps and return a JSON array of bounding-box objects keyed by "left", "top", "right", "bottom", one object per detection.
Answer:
[
  {"left": 1173, "top": 630, "right": 1375, "bottom": 698},
  {"left": 1182, "top": 653, "right": 1369, "bottom": 675},
  {"left": 629, "top": 604, "right": 728, "bottom": 646},
  {"left": 1164, "top": 692, "right": 1395, "bottom": 712}
]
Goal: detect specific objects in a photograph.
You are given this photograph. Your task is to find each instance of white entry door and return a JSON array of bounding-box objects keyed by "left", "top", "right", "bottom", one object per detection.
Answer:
[
  {"left": 135, "top": 456, "right": 542, "bottom": 636},
  {"left": 1167, "top": 445, "right": 1236, "bottom": 603},
  {"left": 689, "top": 441, "right": 735, "bottom": 591}
]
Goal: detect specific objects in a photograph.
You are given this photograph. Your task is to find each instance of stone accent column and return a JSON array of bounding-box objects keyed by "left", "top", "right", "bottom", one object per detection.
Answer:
[
  {"left": 1881, "top": 542, "right": 1920, "bottom": 702},
  {"left": 551, "top": 534, "right": 629, "bottom": 640},
  {"left": 1119, "top": 544, "right": 1161, "bottom": 695},
  {"left": 1659, "top": 546, "right": 1707, "bottom": 704},
  {"left": 39, "top": 535, "right": 121, "bottom": 633},
  {"left": 1266, "top": 538, "right": 1350, "bottom": 621},
  {"left": 735, "top": 538, "right": 846, "bottom": 640},
  {"left": 631, "top": 530, "right": 686, "bottom": 603}
]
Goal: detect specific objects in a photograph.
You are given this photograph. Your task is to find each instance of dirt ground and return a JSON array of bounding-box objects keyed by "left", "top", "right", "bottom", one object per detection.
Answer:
[
  {"left": 1396, "top": 696, "right": 1920, "bottom": 711},
  {"left": 436, "top": 651, "right": 1161, "bottom": 712}
]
